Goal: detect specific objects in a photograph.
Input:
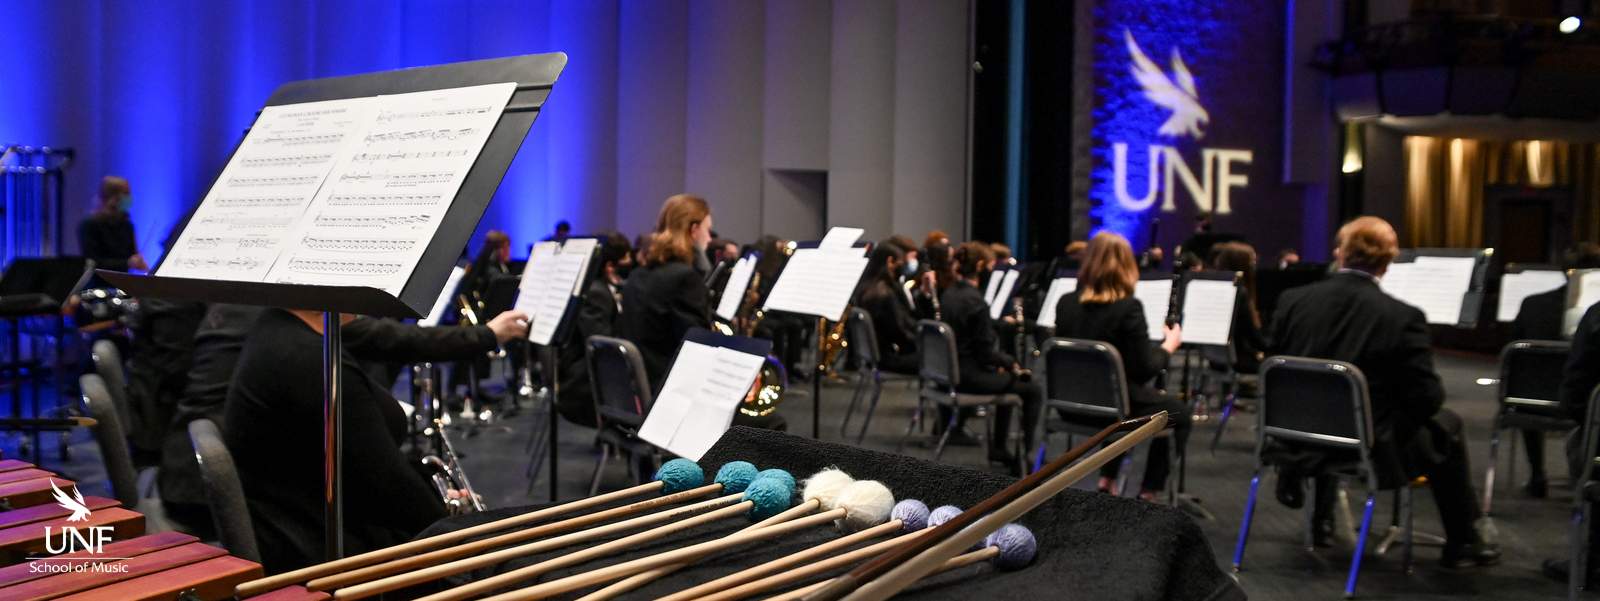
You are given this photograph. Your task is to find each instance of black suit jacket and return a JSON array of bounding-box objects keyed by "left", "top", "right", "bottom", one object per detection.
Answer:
[
  {"left": 1268, "top": 271, "right": 1444, "bottom": 445},
  {"left": 940, "top": 280, "right": 1013, "bottom": 378},
  {"left": 855, "top": 279, "right": 918, "bottom": 358},
  {"left": 1562, "top": 302, "right": 1600, "bottom": 421},
  {"left": 619, "top": 261, "right": 710, "bottom": 391},
  {"left": 1053, "top": 292, "right": 1170, "bottom": 406},
  {"left": 1513, "top": 285, "right": 1568, "bottom": 342},
  {"left": 556, "top": 278, "right": 622, "bottom": 425}
]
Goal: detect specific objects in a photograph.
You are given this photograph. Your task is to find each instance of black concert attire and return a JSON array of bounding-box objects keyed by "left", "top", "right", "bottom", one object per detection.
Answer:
[
  {"left": 224, "top": 310, "right": 446, "bottom": 573},
  {"left": 938, "top": 280, "right": 1042, "bottom": 458},
  {"left": 448, "top": 247, "right": 510, "bottom": 401},
  {"left": 556, "top": 277, "right": 622, "bottom": 427},
  {"left": 78, "top": 210, "right": 137, "bottom": 272},
  {"left": 619, "top": 260, "right": 710, "bottom": 393},
  {"left": 1053, "top": 291, "right": 1192, "bottom": 491},
  {"left": 1268, "top": 270, "right": 1487, "bottom": 554},
  {"left": 124, "top": 298, "right": 205, "bottom": 461},
  {"left": 1228, "top": 288, "right": 1267, "bottom": 374},
  {"left": 1559, "top": 303, "right": 1600, "bottom": 578},
  {"left": 853, "top": 278, "right": 919, "bottom": 374},
  {"left": 1510, "top": 285, "right": 1570, "bottom": 491}
]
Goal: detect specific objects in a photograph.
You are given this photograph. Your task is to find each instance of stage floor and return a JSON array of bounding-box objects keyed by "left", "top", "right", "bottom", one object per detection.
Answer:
[{"left": 26, "top": 348, "right": 1580, "bottom": 600}]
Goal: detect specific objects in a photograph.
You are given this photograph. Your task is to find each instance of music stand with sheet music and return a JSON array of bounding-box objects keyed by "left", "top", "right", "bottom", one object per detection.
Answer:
[
  {"left": 1497, "top": 263, "right": 1565, "bottom": 323},
  {"left": 100, "top": 53, "right": 568, "bottom": 560},
  {"left": 1381, "top": 248, "right": 1493, "bottom": 328},
  {"left": 762, "top": 232, "right": 872, "bottom": 438},
  {"left": 0, "top": 257, "right": 94, "bottom": 461},
  {"left": 640, "top": 328, "right": 773, "bottom": 460},
  {"left": 514, "top": 236, "right": 600, "bottom": 502}
]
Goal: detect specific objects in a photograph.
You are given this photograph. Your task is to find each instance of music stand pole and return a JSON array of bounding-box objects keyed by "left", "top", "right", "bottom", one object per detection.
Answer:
[
  {"left": 323, "top": 312, "right": 345, "bottom": 561},
  {"left": 544, "top": 343, "right": 560, "bottom": 502},
  {"left": 813, "top": 317, "right": 824, "bottom": 439}
]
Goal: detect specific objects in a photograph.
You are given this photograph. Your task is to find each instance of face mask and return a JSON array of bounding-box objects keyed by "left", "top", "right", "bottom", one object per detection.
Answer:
[
  {"left": 117, "top": 195, "right": 133, "bottom": 211},
  {"left": 902, "top": 259, "right": 919, "bottom": 277},
  {"left": 615, "top": 261, "right": 634, "bottom": 279}
]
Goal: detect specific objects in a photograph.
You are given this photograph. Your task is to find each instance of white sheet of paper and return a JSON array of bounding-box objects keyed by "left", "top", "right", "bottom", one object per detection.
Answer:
[
  {"left": 1380, "top": 256, "right": 1478, "bottom": 325},
  {"left": 818, "top": 227, "right": 865, "bottom": 251},
  {"left": 1497, "top": 270, "right": 1567, "bottom": 322},
  {"left": 1180, "top": 279, "right": 1238, "bottom": 347},
  {"left": 1036, "top": 277, "right": 1078, "bottom": 329},
  {"left": 638, "top": 341, "right": 766, "bottom": 461},
  {"left": 420, "top": 266, "right": 466, "bottom": 327},
  {"left": 1134, "top": 278, "right": 1173, "bottom": 341},
  {"left": 520, "top": 239, "right": 597, "bottom": 346},
  {"left": 988, "top": 269, "right": 1022, "bottom": 320},
  {"left": 762, "top": 248, "right": 869, "bottom": 321},
  {"left": 716, "top": 256, "right": 756, "bottom": 322},
  {"left": 1574, "top": 270, "right": 1600, "bottom": 317},
  {"left": 984, "top": 271, "right": 1004, "bottom": 305},
  {"left": 515, "top": 242, "right": 559, "bottom": 316}
]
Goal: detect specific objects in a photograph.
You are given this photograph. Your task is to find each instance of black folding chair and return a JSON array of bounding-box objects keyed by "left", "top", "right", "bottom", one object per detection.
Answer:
[
  {"left": 1570, "top": 385, "right": 1600, "bottom": 601},
  {"left": 584, "top": 335, "right": 660, "bottom": 495},
  {"left": 188, "top": 418, "right": 261, "bottom": 562},
  {"left": 900, "top": 320, "right": 1021, "bottom": 464},
  {"left": 1483, "top": 340, "right": 1573, "bottom": 514},
  {"left": 1233, "top": 356, "right": 1412, "bottom": 599},
  {"left": 840, "top": 308, "right": 914, "bottom": 444}
]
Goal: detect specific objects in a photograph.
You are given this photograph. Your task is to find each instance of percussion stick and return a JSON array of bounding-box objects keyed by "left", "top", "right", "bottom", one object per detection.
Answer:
[
  {"left": 236, "top": 478, "right": 672, "bottom": 597},
  {"left": 653, "top": 520, "right": 906, "bottom": 601},
  {"left": 332, "top": 492, "right": 746, "bottom": 600},
  {"left": 411, "top": 500, "right": 819, "bottom": 601},
  {"left": 306, "top": 483, "right": 723, "bottom": 591},
  {"left": 691, "top": 527, "right": 931, "bottom": 601},
  {"left": 799, "top": 413, "right": 1162, "bottom": 601},
  {"left": 766, "top": 547, "right": 998, "bottom": 601},
  {"left": 840, "top": 414, "right": 1168, "bottom": 601},
  {"left": 479, "top": 506, "right": 855, "bottom": 601}
]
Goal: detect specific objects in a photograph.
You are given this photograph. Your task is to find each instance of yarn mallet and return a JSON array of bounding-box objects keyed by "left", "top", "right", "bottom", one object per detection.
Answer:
[
  {"left": 234, "top": 458, "right": 709, "bottom": 598},
  {"left": 333, "top": 461, "right": 772, "bottom": 601}
]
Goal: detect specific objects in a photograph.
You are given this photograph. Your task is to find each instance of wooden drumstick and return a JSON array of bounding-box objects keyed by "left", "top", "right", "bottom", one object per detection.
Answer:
[
  {"left": 692, "top": 526, "right": 931, "bottom": 601},
  {"left": 767, "top": 547, "right": 998, "bottom": 601},
  {"left": 235, "top": 458, "right": 711, "bottom": 598}
]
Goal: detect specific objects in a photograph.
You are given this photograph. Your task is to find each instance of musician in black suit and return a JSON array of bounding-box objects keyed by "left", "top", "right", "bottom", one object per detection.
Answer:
[
  {"left": 853, "top": 242, "right": 919, "bottom": 374},
  {"left": 1546, "top": 300, "right": 1600, "bottom": 583},
  {"left": 1510, "top": 244, "right": 1600, "bottom": 498},
  {"left": 1053, "top": 232, "right": 1188, "bottom": 499},
  {"left": 556, "top": 232, "right": 632, "bottom": 426},
  {"left": 619, "top": 194, "right": 715, "bottom": 393},
  {"left": 1268, "top": 216, "right": 1499, "bottom": 567},
  {"left": 939, "top": 242, "right": 1042, "bottom": 471}
]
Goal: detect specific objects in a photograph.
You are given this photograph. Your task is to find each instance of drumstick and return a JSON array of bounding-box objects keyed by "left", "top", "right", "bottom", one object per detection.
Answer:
[
  {"left": 767, "top": 524, "right": 1035, "bottom": 601},
  {"left": 306, "top": 462, "right": 761, "bottom": 591},
  {"left": 334, "top": 468, "right": 791, "bottom": 601},
  {"left": 652, "top": 500, "right": 931, "bottom": 601},
  {"left": 412, "top": 476, "right": 819, "bottom": 601},
  {"left": 235, "top": 458, "right": 710, "bottom": 598},
  {"left": 767, "top": 540, "right": 1011, "bottom": 601},
  {"left": 836, "top": 414, "right": 1167, "bottom": 601},
  {"left": 475, "top": 479, "right": 899, "bottom": 601}
]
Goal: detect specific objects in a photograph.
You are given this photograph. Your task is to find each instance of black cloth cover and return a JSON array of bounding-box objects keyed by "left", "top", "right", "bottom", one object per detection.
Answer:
[{"left": 414, "top": 427, "right": 1244, "bottom": 601}]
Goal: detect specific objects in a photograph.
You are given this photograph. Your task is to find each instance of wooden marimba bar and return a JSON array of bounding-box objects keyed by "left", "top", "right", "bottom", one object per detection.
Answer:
[{"left": 0, "top": 458, "right": 326, "bottom": 601}]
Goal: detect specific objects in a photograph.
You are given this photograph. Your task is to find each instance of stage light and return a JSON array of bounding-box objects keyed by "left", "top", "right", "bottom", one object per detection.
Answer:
[{"left": 1560, "top": 16, "right": 1581, "bottom": 34}]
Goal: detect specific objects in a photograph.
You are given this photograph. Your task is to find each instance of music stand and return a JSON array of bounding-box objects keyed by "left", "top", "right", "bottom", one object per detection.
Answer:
[
  {"left": 516, "top": 237, "right": 601, "bottom": 502},
  {"left": 0, "top": 257, "right": 93, "bottom": 461},
  {"left": 101, "top": 53, "right": 568, "bottom": 560},
  {"left": 1388, "top": 247, "right": 1494, "bottom": 328}
]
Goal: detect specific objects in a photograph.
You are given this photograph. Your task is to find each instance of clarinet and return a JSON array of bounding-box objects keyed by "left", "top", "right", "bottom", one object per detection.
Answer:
[{"left": 1166, "top": 273, "right": 1183, "bottom": 327}]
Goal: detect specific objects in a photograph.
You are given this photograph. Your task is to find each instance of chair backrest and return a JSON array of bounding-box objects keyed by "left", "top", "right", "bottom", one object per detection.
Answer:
[
  {"left": 917, "top": 319, "right": 959, "bottom": 388},
  {"left": 846, "top": 308, "right": 881, "bottom": 366},
  {"left": 187, "top": 418, "right": 260, "bottom": 563},
  {"left": 89, "top": 339, "right": 133, "bottom": 429},
  {"left": 1499, "top": 339, "right": 1570, "bottom": 418},
  {"left": 586, "top": 335, "right": 654, "bottom": 428},
  {"left": 78, "top": 374, "right": 139, "bottom": 506},
  {"left": 1258, "top": 356, "right": 1374, "bottom": 452},
  {"left": 1042, "top": 338, "right": 1131, "bottom": 420}
]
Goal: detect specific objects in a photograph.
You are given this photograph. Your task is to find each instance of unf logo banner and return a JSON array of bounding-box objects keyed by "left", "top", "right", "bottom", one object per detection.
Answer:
[{"left": 1086, "top": 0, "right": 1295, "bottom": 255}]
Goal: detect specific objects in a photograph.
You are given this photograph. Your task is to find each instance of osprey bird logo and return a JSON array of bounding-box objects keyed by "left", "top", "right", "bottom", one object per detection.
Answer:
[
  {"left": 50, "top": 479, "right": 91, "bottom": 522},
  {"left": 1124, "top": 29, "right": 1209, "bottom": 139}
]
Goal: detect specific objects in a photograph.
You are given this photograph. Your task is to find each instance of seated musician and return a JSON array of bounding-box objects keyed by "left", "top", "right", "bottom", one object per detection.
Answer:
[
  {"left": 556, "top": 232, "right": 632, "bottom": 427},
  {"left": 449, "top": 231, "right": 513, "bottom": 407},
  {"left": 1511, "top": 243, "right": 1600, "bottom": 498},
  {"left": 215, "top": 307, "right": 527, "bottom": 572},
  {"left": 618, "top": 194, "right": 716, "bottom": 393},
  {"left": 852, "top": 242, "right": 919, "bottom": 375},
  {"left": 1052, "top": 232, "right": 1189, "bottom": 500},
  {"left": 1268, "top": 216, "right": 1499, "bottom": 567},
  {"left": 1546, "top": 300, "right": 1600, "bottom": 583},
  {"left": 79, "top": 175, "right": 147, "bottom": 275},
  {"left": 1209, "top": 242, "right": 1267, "bottom": 375},
  {"left": 938, "top": 242, "right": 1042, "bottom": 472}
]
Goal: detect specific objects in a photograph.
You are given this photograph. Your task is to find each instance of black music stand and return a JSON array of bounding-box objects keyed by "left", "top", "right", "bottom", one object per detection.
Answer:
[
  {"left": 1393, "top": 247, "right": 1494, "bottom": 328},
  {"left": 524, "top": 237, "right": 601, "bottom": 502},
  {"left": 101, "top": 53, "right": 567, "bottom": 560},
  {"left": 0, "top": 257, "right": 93, "bottom": 462}
]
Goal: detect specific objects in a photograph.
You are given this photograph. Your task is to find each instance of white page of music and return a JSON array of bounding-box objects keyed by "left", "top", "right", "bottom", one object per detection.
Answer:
[
  {"left": 527, "top": 238, "right": 597, "bottom": 346},
  {"left": 988, "top": 269, "right": 1022, "bottom": 320},
  {"left": 762, "top": 248, "right": 869, "bottom": 321},
  {"left": 638, "top": 342, "right": 766, "bottom": 461},
  {"left": 515, "top": 242, "right": 559, "bottom": 318},
  {"left": 1497, "top": 270, "right": 1566, "bottom": 322},
  {"left": 818, "top": 226, "right": 865, "bottom": 251},
  {"left": 1180, "top": 279, "right": 1238, "bottom": 347},
  {"left": 420, "top": 266, "right": 466, "bottom": 327},
  {"left": 1036, "top": 277, "right": 1078, "bottom": 328},
  {"left": 159, "top": 97, "right": 378, "bottom": 282},
  {"left": 984, "top": 271, "right": 1005, "bottom": 305},
  {"left": 716, "top": 256, "right": 756, "bottom": 322},
  {"left": 264, "top": 82, "right": 517, "bottom": 295},
  {"left": 1575, "top": 270, "right": 1600, "bottom": 316},
  {"left": 1381, "top": 256, "right": 1477, "bottom": 324},
  {"left": 1134, "top": 278, "right": 1173, "bottom": 341}
]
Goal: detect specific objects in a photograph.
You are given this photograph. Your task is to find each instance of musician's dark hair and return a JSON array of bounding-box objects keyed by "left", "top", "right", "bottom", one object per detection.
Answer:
[
  {"left": 858, "top": 242, "right": 906, "bottom": 301},
  {"left": 599, "top": 231, "right": 631, "bottom": 267},
  {"left": 953, "top": 241, "right": 994, "bottom": 280},
  {"left": 1565, "top": 243, "right": 1600, "bottom": 270},
  {"left": 1078, "top": 231, "right": 1137, "bottom": 304},
  {"left": 886, "top": 235, "right": 918, "bottom": 255},
  {"left": 645, "top": 194, "right": 710, "bottom": 266},
  {"left": 1210, "top": 241, "right": 1261, "bottom": 328},
  {"left": 1335, "top": 216, "right": 1399, "bottom": 273},
  {"left": 925, "top": 241, "right": 954, "bottom": 290}
]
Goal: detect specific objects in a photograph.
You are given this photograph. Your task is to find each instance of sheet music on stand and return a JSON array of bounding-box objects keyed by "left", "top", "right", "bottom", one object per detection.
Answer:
[
  {"left": 987, "top": 269, "right": 1021, "bottom": 320},
  {"left": 762, "top": 228, "right": 869, "bottom": 322},
  {"left": 1497, "top": 266, "right": 1566, "bottom": 322},
  {"left": 419, "top": 266, "right": 467, "bottom": 327},
  {"left": 515, "top": 238, "right": 597, "bottom": 346},
  {"left": 1379, "top": 248, "right": 1489, "bottom": 326},
  {"left": 984, "top": 270, "right": 1005, "bottom": 305},
  {"left": 1572, "top": 269, "right": 1600, "bottom": 316},
  {"left": 1035, "top": 275, "right": 1078, "bottom": 329},
  {"left": 638, "top": 329, "right": 771, "bottom": 461},
  {"left": 715, "top": 255, "right": 757, "bottom": 322},
  {"left": 1178, "top": 273, "right": 1238, "bottom": 347},
  {"left": 1133, "top": 277, "right": 1173, "bottom": 341}
]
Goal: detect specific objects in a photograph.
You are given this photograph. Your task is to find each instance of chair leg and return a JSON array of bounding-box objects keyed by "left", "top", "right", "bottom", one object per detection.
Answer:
[
  {"left": 1233, "top": 470, "right": 1261, "bottom": 572},
  {"left": 1303, "top": 477, "right": 1317, "bottom": 550},
  {"left": 1115, "top": 455, "right": 1132, "bottom": 497},
  {"left": 932, "top": 406, "right": 959, "bottom": 461},
  {"left": 1573, "top": 501, "right": 1591, "bottom": 600},
  {"left": 856, "top": 375, "right": 883, "bottom": 445},
  {"left": 896, "top": 397, "right": 924, "bottom": 454},
  {"left": 1400, "top": 486, "right": 1415, "bottom": 576},
  {"left": 588, "top": 444, "right": 611, "bottom": 497},
  {"left": 1484, "top": 423, "right": 1501, "bottom": 515},
  {"left": 1507, "top": 427, "right": 1519, "bottom": 493},
  {"left": 839, "top": 372, "right": 869, "bottom": 439},
  {"left": 1344, "top": 492, "right": 1377, "bottom": 599},
  {"left": 1210, "top": 390, "right": 1237, "bottom": 455}
]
